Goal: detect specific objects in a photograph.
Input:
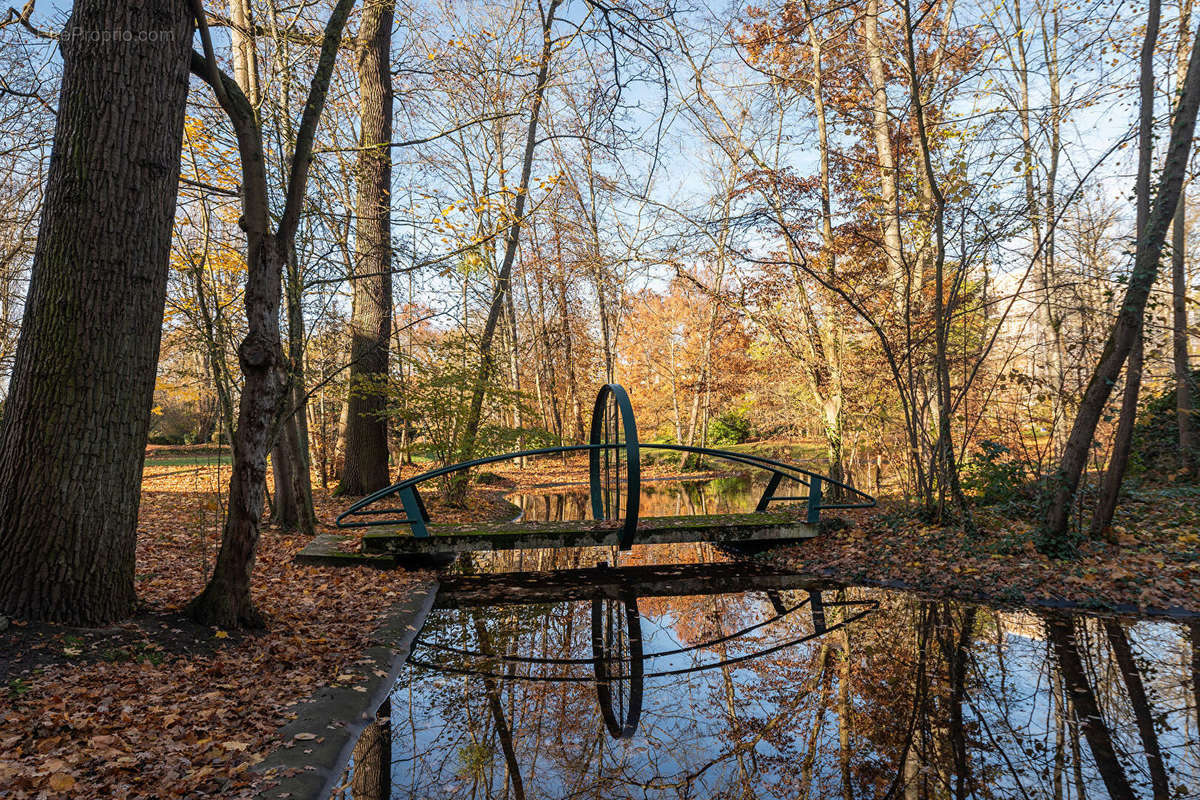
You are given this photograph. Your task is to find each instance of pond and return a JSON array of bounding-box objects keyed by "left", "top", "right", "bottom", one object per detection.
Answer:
[
  {"left": 509, "top": 475, "right": 770, "bottom": 522},
  {"left": 330, "top": 547, "right": 1200, "bottom": 799}
]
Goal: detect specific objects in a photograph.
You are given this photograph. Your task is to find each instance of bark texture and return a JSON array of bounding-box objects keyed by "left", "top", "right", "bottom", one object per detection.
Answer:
[
  {"left": 0, "top": 0, "right": 193, "bottom": 624},
  {"left": 338, "top": 0, "right": 394, "bottom": 496},
  {"left": 350, "top": 698, "right": 391, "bottom": 799}
]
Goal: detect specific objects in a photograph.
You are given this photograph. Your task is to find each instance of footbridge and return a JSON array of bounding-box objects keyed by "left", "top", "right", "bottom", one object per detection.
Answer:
[{"left": 298, "top": 384, "right": 874, "bottom": 568}]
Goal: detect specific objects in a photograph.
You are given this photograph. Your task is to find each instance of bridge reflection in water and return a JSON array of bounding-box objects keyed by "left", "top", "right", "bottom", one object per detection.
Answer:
[{"left": 332, "top": 554, "right": 1200, "bottom": 800}]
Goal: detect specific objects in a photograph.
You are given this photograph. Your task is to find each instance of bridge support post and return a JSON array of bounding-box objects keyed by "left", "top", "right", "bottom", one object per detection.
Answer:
[
  {"left": 755, "top": 473, "right": 783, "bottom": 513},
  {"left": 400, "top": 486, "right": 430, "bottom": 538},
  {"left": 806, "top": 477, "right": 822, "bottom": 524}
]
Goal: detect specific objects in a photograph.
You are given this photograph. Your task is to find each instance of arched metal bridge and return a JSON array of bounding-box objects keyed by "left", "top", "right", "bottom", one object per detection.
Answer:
[{"left": 300, "top": 384, "right": 874, "bottom": 567}]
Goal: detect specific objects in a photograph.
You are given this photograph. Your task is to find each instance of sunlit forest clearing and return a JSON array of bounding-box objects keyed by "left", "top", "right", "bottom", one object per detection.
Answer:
[{"left": 1, "top": 0, "right": 1200, "bottom": 795}]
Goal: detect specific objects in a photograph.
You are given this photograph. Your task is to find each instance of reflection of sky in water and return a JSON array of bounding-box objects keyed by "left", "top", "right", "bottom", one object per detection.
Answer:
[
  {"left": 356, "top": 583, "right": 1200, "bottom": 800},
  {"left": 975, "top": 622, "right": 1198, "bottom": 799}
]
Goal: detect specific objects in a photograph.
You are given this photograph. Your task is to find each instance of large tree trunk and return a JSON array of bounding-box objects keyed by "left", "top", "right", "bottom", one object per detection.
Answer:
[
  {"left": 0, "top": 0, "right": 193, "bottom": 625},
  {"left": 350, "top": 698, "right": 391, "bottom": 799},
  {"left": 339, "top": 0, "right": 394, "bottom": 496},
  {"left": 1041, "top": 17, "right": 1200, "bottom": 554}
]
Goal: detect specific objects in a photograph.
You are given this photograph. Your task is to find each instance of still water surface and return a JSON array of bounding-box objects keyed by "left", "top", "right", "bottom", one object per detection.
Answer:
[
  {"left": 509, "top": 475, "right": 768, "bottom": 522},
  {"left": 332, "top": 539, "right": 1199, "bottom": 799}
]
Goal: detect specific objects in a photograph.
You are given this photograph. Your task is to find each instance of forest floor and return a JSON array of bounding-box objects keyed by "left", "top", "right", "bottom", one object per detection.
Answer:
[
  {"left": 2, "top": 455, "right": 1199, "bottom": 797},
  {"left": 0, "top": 461, "right": 435, "bottom": 798},
  {"left": 770, "top": 487, "right": 1200, "bottom": 617}
]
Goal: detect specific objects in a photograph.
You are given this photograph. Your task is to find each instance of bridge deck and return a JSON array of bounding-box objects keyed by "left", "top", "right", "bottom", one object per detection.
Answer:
[
  {"left": 297, "top": 510, "right": 818, "bottom": 569},
  {"left": 362, "top": 511, "right": 817, "bottom": 556}
]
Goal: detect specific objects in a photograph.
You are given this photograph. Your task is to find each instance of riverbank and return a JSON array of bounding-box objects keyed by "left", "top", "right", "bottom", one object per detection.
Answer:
[
  {"left": 0, "top": 455, "right": 734, "bottom": 797},
  {"left": 768, "top": 490, "right": 1200, "bottom": 617}
]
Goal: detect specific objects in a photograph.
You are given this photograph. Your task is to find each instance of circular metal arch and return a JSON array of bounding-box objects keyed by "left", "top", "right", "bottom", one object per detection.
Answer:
[{"left": 588, "top": 384, "right": 641, "bottom": 549}]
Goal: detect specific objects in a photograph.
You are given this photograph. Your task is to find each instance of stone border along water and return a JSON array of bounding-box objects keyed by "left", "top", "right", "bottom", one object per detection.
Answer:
[{"left": 252, "top": 579, "right": 439, "bottom": 799}]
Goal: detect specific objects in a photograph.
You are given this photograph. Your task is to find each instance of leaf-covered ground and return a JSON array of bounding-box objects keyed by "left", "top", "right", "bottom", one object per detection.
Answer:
[
  {"left": 0, "top": 455, "right": 706, "bottom": 798},
  {"left": 0, "top": 462, "right": 439, "bottom": 799},
  {"left": 771, "top": 488, "right": 1200, "bottom": 616}
]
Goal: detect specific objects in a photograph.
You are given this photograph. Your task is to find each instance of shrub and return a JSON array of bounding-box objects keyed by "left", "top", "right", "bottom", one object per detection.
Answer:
[
  {"left": 961, "top": 440, "right": 1028, "bottom": 506},
  {"left": 708, "top": 408, "right": 753, "bottom": 446}
]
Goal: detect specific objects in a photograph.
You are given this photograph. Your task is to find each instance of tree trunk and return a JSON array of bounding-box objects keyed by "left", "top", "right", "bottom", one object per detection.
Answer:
[
  {"left": 901, "top": 0, "right": 974, "bottom": 532},
  {"left": 1041, "top": 17, "right": 1200, "bottom": 554},
  {"left": 187, "top": 0, "right": 355, "bottom": 627},
  {"left": 0, "top": 0, "right": 193, "bottom": 624},
  {"left": 863, "top": 0, "right": 904, "bottom": 311},
  {"left": 339, "top": 0, "right": 394, "bottom": 496},
  {"left": 270, "top": 408, "right": 314, "bottom": 532},
  {"left": 229, "top": 0, "right": 260, "bottom": 106},
  {"left": 1176, "top": 2, "right": 1195, "bottom": 474},
  {"left": 333, "top": 387, "right": 351, "bottom": 480},
  {"left": 452, "top": 0, "right": 561, "bottom": 499},
  {"left": 1091, "top": 330, "right": 1142, "bottom": 540},
  {"left": 1090, "top": 0, "right": 1158, "bottom": 540},
  {"left": 274, "top": 242, "right": 317, "bottom": 531},
  {"left": 188, "top": 236, "right": 289, "bottom": 628},
  {"left": 287, "top": 385, "right": 317, "bottom": 530},
  {"left": 350, "top": 698, "right": 391, "bottom": 799},
  {"left": 1174, "top": 192, "right": 1194, "bottom": 474}
]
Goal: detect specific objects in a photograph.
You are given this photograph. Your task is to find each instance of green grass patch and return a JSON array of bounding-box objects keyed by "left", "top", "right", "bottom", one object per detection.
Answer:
[{"left": 144, "top": 455, "right": 231, "bottom": 467}]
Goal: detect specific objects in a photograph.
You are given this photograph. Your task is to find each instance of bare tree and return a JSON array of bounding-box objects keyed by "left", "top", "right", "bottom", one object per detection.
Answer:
[{"left": 1041, "top": 14, "right": 1200, "bottom": 554}]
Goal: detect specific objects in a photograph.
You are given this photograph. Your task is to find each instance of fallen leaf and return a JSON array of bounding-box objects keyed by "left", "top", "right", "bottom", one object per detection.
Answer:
[{"left": 48, "top": 772, "right": 75, "bottom": 791}]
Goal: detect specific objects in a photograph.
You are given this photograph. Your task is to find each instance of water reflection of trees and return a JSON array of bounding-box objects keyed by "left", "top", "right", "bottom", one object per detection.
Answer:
[
  {"left": 332, "top": 590, "right": 1199, "bottom": 800},
  {"left": 510, "top": 475, "right": 776, "bottom": 522}
]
